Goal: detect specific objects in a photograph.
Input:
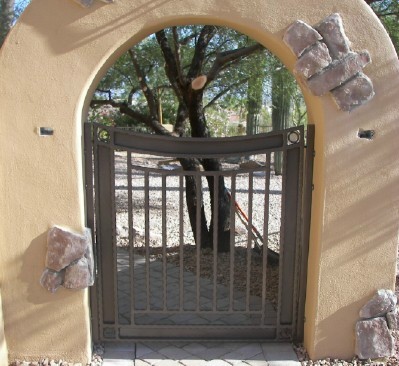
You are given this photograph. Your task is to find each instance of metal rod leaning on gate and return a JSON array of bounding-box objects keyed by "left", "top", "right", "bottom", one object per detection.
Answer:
[{"left": 226, "top": 188, "right": 279, "bottom": 264}]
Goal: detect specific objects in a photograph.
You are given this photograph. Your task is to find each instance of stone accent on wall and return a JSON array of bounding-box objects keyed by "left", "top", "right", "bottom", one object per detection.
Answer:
[
  {"left": 356, "top": 317, "right": 395, "bottom": 360},
  {"left": 46, "top": 226, "right": 88, "bottom": 272},
  {"left": 40, "top": 226, "right": 95, "bottom": 293},
  {"left": 64, "top": 258, "right": 93, "bottom": 289},
  {"left": 40, "top": 268, "right": 65, "bottom": 293},
  {"left": 283, "top": 20, "right": 323, "bottom": 57},
  {"left": 355, "top": 289, "right": 398, "bottom": 360},
  {"left": 284, "top": 13, "right": 374, "bottom": 112},
  {"left": 359, "top": 289, "right": 397, "bottom": 318},
  {"left": 72, "top": 0, "right": 113, "bottom": 8}
]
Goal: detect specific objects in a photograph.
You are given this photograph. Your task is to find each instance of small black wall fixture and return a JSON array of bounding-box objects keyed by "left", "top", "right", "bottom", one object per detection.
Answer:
[{"left": 358, "top": 129, "right": 375, "bottom": 140}]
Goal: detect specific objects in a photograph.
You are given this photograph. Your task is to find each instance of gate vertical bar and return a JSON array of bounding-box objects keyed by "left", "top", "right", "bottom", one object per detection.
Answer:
[
  {"left": 296, "top": 125, "right": 315, "bottom": 340},
  {"left": 144, "top": 171, "right": 150, "bottom": 311},
  {"left": 246, "top": 172, "right": 253, "bottom": 311},
  {"left": 280, "top": 137, "right": 303, "bottom": 328},
  {"left": 229, "top": 173, "right": 236, "bottom": 311},
  {"left": 212, "top": 174, "right": 219, "bottom": 311},
  {"left": 179, "top": 175, "right": 184, "bottom": 311},
  {"left": 84, "top": 123, "right": 100, "bottom": 341},
  {"left": 96, "top": 129, "right": 116, "bottom": 327},
  {"left": 162, "top": 174, "right": 167, "bottom": 310},
  {"left": 195, "top": 174, "right": 201, "bottom": 311},
  {"left": 128, "top": 153, "right": 134, "bottom": 325},
  {"left": 261, "top": 153, "right": 271, "bottom": 325}
]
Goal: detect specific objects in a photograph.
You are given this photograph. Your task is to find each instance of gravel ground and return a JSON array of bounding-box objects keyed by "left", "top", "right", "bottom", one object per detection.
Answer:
[{"left": 114, "top": 151, "right": 282, "bottom": 306}]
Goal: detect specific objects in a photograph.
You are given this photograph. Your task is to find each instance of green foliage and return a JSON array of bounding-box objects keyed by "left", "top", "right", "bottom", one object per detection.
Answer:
[
  {"left": 371, "top": 0, "right": 399, "bottom": 56},
  {"left": 91, "top": 25, "right": 308, "bottom": 137}
]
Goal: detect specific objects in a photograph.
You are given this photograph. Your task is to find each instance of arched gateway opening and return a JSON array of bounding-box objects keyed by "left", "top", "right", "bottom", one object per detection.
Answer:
[
  {"left": 0, "top": 0, "right": 398, "bottom": 363},
  {"left": 86, "top": 25, "right": 314, "bottom": 342}
]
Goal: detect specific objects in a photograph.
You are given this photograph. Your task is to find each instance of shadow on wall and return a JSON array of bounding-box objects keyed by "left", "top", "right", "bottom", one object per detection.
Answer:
[
  {"left": 19, "top": 0, "right": 175, "bottom": 54},
  {"left": 0, "top": 232, "right": 90, "bottom": 361},
  {"left": 311, "top": 60, "right": 399, "bottom": 359}
]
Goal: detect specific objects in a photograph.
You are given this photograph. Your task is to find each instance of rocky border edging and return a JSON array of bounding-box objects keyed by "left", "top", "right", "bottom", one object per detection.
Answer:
[{"left": 283, "top": 13, "right": 375, "bottom": 112}]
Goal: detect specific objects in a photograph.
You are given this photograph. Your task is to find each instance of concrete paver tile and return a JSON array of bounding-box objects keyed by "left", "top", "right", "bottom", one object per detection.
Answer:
[
  {"left": 136, "top": 343, "right": 155, "bottom": 358},
  {"left": 103, "top": 360, "right": 134, "bottom": 366},
  {"left": 153, "top": 360, "right": 183, "bottom": 366},
  {"left": 178, "top": 360, "right": 209, "bottom": 366},
  {"left": 182, "top": 342, "right": 207, "bottom": 356},
  {"left": 157, "top": 345, "right": 194, "bottom": 359},
  {"left": 242, "top": 361, "right": 268, "bottom": 366},
  {"left": 261, "top": 343, "right": 299, "bottom": 363},
  {"left": 134, "top": 360, "right": 152, "bottom": 366},
  {"left": 207, "top": 360, "right": 233, "bottom": 366}
]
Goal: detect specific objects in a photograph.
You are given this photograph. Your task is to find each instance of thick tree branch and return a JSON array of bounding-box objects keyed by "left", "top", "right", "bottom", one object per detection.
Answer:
[
  {"left": 156, "top": 29, "right": 186, "bottom": 103},
  {"left": 204, "top": 77, "right": 250, "bottom": 110},
  {"left": 207, "top": 43, "right": 264, "bottom": 84},
  {"left": 174, "top": 102, "right": 189, "bottom": 136},
  {"left": 90, "top": 99, "right": 172, "bottom": 136},
  {"left": 187, "top": 25, "right": 218, "bottom": 80},
  {"left": 96, "top": 89, "right": 113, "bottom": 100},
  {"left": 172, "top": 27, "right": 184, "bottom": 85},
  {"left": 128, "top": 49, "right": 159, "bottom": 119}
]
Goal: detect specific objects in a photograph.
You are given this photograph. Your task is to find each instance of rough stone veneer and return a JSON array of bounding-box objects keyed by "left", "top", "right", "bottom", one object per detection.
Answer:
[
  {"left": 284, "top": 13, "right": 375, "bottom": 111},
  {"left": 40, "top": 226, "right": 94, "bottom": 293},
  {"left": 355, "top": 289, "right": 397, "bottom": 360}
]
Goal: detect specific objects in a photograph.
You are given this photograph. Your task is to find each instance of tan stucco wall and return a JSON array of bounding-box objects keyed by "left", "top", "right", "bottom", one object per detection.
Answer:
[
  {"left": 0, "top": 0, "right": 398, "bottom": 361},
  {"left": 0, "top": 289, "right": 8, "bottom": 366}
]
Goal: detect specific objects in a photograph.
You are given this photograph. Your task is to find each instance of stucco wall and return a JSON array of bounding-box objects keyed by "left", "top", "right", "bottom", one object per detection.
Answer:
[
  {"left": 0, "top": 0, "right": 398, "bottom": 362},
  {"left": 0, "top": 289, "right": 8, "bottom": 366}
]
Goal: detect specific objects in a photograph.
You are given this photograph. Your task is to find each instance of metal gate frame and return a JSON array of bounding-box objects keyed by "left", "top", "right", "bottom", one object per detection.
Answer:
[{"left": 84, "top": 123, "right": 315, "bottom": 342}]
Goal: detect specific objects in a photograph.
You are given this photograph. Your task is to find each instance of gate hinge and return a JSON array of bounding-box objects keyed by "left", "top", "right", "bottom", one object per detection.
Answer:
[{"left": 311, "top": 184, "right": 315, "bottom": 191}]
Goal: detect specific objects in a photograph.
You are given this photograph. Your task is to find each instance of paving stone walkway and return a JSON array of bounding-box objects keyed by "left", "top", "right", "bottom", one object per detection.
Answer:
[
  {"left": 116, "top": 249, "right": 276, "bottom": 328},
  {"left": 102, "top": 341, "right": 300, "bottom": 366}
]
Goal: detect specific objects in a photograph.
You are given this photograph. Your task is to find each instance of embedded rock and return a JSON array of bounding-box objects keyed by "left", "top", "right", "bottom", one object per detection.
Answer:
[
  {"left": 295, "top": 42, "right": 332, "bottom": 79},
  {"left": 332, "top": 73, "right": 374, "bottom": 111},
  {"left": 386, "top": 308, "right": 399, "bottom": 330},
  {"left": 40, "top": 268, "right": 64, "bottom": 293},
  {"left": 283, "top": 20, "right": 322, "bottom": 57},
  {"left": 355, "top": 317, "right": 394, "bottom": 359},
  {"left": 316, "top": 13, "right": 351, "bottom": 59},
  {"left": 84, "top": 228, "right": 95, "bottom": 283},
  {"left": 46, "top": 226, "right": 89, "bottom": 272},
  {"left": 307, "top": 51, "right": 371, "bottom": 96},
  {"left": 360, "top": 289, "right": 397, "bottom": 319},
  {"left": 64, "top": 257, "right": 93, "bottom": 289}
]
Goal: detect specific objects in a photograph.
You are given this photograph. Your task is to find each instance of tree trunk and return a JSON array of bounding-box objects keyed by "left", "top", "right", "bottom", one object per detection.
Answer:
[
  {"left": 202, "top": 159, "right": 231, "bottom": 252},
  {"left": 178, "top": 158, "right": 212, "bottom": 249},
  {"left": 188, "top": 90, "right": 231, "bottom": 252}
]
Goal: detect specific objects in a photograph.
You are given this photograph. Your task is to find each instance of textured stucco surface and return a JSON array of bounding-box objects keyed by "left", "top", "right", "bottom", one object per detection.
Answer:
[{"left": 0, "top": 0, "right": 398, "bottom": 361}]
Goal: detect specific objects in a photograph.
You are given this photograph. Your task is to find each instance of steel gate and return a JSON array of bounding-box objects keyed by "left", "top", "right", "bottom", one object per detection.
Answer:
[{"left": 85, "top": 123, "right": 315, "bottom": 342}]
